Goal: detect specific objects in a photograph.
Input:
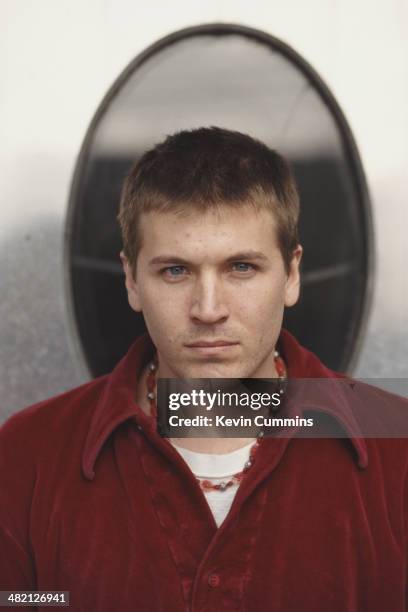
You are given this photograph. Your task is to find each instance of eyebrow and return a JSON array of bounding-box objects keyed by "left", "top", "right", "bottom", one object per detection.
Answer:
[
  {"left": 225, "top": 251, "right": 269, "bottom": 263},
  {"left": 148, "top": 251, "right": 269, "bottom": 266}
]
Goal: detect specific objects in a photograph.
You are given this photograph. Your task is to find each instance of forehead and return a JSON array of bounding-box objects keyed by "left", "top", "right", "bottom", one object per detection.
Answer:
[{"left": 138, "top": 206, "right": 279, "bottom": 260}]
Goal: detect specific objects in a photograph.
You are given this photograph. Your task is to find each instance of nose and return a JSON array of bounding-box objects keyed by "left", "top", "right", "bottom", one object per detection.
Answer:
[{"left": 189, "top": 273, "right": 229, "bottom": 324}]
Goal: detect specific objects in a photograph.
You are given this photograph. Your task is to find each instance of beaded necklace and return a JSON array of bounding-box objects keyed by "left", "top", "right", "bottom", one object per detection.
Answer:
[{"left": 146, "top": 351, "right": 287, "bottom": 492}]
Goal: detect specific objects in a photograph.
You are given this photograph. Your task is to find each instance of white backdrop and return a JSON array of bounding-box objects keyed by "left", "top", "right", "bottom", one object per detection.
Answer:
[{"left": 1, "top": 0, "right": 407, "bottom": 420}]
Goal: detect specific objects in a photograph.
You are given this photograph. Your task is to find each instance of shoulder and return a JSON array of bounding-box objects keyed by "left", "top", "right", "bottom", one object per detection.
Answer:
[
  {"left": 335, "top": 380, "right": 408, "bottom": 481},
  {"left": 0, "top": 376, "right": 109, "bottom": 459},
  {"left": 351, "top": 378, "right": 408, "bottom": 408},
  {"left": 346, "top": 378, "right": 408, "bottom": 438},
  {"left": 0, "top": 376, "right": 111, "bottom": 544}
]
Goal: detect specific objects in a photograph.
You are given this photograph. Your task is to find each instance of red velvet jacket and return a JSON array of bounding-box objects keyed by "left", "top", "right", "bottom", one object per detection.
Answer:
[{"left": 1, "top": 330, "right": 408, "bottom": 611}]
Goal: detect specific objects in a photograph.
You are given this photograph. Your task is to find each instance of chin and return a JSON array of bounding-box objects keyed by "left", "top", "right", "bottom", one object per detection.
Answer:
[{"left": 184, "top": 363, "right": 246, "bottom": 379}]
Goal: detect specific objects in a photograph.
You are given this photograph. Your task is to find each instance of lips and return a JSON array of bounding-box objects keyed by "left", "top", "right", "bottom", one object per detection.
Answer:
[
  {"left": 185, "top": 340, "right": 238, "bottom": 348},
  {"left": 184, "top": 340, "right": 239, "bottom": 356}
]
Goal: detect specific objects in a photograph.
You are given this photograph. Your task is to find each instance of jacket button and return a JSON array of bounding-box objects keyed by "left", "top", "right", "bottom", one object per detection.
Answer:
[{"left": 208, "top": 573, "right": 221, "bottom": 588}]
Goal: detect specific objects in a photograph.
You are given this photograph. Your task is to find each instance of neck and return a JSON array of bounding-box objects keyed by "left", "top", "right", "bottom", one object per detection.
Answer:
[
  {"left": 136, "top": 367, "right": 254, "bottom": 453},
  {"left": 136, "top": 354, "right": 284, "bottom": 454}
]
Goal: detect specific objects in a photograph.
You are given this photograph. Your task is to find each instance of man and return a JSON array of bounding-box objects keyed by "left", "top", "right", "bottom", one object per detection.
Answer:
[{"left": 1, "top": 127, "right": 407, "bottom": 611}]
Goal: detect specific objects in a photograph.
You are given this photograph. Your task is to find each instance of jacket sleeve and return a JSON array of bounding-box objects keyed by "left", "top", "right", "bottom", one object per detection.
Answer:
[
  {"left": 0, "top": 412, "right": 37, "bottom": 589},
  {"left": 0, "top": 527, "right": 36, "bottom": 588}
]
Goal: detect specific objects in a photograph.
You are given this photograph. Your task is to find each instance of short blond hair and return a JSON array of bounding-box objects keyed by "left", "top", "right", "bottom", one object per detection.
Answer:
[{"left": 118, "top": 127, "right": 300, "bottom": 275}]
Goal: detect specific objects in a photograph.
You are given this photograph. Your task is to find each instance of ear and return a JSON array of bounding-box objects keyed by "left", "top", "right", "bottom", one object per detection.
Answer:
[
  {"left": 284, "top": 245, "right": 303, "bottom": 307},
  {"left": 120, "top": 251, "right": 142, "bottom": 312}
]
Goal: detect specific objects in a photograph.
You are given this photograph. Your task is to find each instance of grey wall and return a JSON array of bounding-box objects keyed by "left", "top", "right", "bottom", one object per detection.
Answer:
[{"left": 1, "top": 0, "right": 407, "bottom": 423}]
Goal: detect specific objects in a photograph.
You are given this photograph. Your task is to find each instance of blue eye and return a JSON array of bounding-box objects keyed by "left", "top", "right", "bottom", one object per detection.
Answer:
[
  {"left": 163, "top": 265, "right": 187, "bottom": 277},
  {"left": 232, "top": 262, "right": 254, "bottom": 273}
]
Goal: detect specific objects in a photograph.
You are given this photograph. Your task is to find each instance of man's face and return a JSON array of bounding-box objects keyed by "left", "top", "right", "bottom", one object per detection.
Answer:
[{"left": 122, "top": 206, "right": 302, "bottom": 378}]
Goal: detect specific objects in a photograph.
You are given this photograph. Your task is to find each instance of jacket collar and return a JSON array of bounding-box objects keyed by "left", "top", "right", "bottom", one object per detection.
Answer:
[
  {"left": 82, "top": 329, "right": 368, "bottom": 479},
  {"left": 279, "top": 330, "right": 368, "bottom": 468}
]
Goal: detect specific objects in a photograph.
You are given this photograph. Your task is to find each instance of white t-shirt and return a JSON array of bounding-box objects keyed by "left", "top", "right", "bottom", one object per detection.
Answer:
[{"left": 171, "top": 441, "right": 254, "bottom": 527}]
